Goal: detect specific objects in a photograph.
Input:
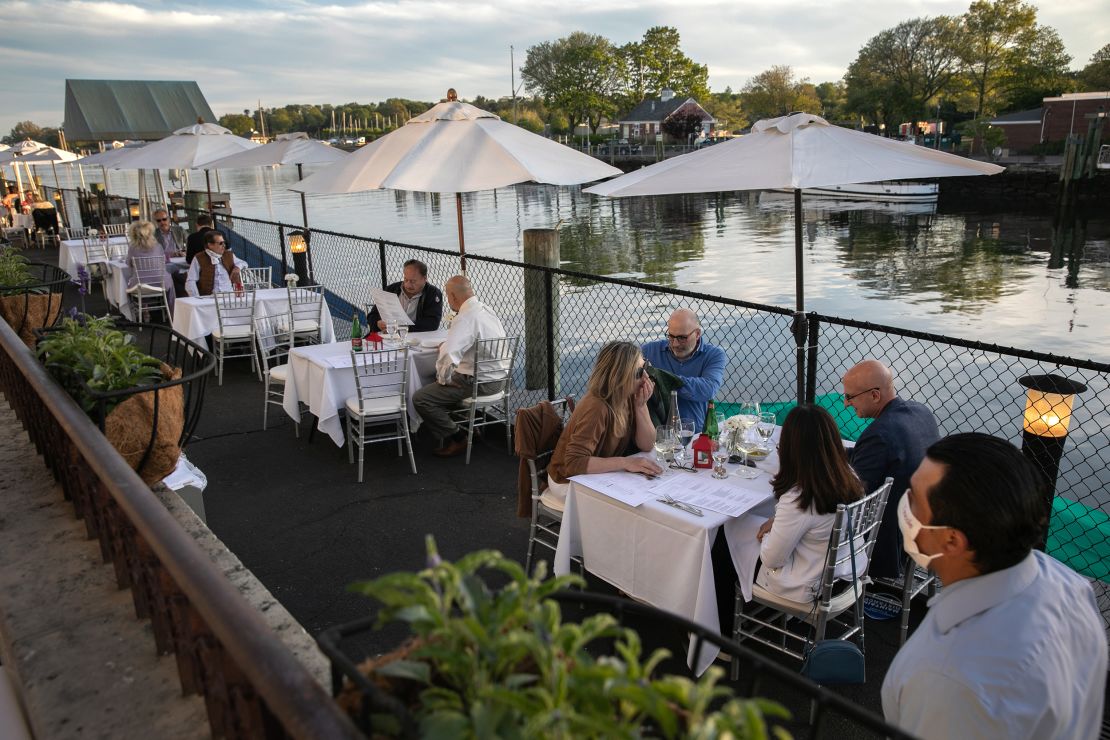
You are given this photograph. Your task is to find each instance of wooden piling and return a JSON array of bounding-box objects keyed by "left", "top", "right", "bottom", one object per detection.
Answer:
[{"left": 523, "top": 228, "right": 559, "bottom": 393}]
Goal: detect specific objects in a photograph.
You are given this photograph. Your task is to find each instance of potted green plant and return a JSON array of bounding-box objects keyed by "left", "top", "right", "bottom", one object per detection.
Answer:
[
  {"left": 36, "top": 315, "right": 192, "bottom": 483},
  {"left": 322, "top": 536, "right": 791, "bottom": 739},
  {"left": 0, "top": 246, "right": 68, "bottom": 347}
]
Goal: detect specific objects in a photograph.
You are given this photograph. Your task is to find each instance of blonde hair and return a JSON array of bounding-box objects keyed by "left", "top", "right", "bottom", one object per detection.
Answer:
[
  {"left": 128, "top": 220, "right": 157, "bottom": 251},
  {"left": 586, "top": 341, "right": 642, "bottom": 436}
]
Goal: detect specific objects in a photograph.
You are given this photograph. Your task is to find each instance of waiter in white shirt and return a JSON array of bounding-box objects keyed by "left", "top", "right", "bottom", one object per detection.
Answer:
[
  {"left": 412, "top": 275, "right": 506, "bottom": 458},
  {"left": 184, "top": 231, "right": 247, "bottom": 297}
]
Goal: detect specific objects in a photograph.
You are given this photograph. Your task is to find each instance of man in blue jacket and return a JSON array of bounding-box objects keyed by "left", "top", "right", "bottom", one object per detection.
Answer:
[
  {"left": 641, "top": 308, "right": 726, "bottom": 432},
  {"left": 367, "top": 259, "right": 444, "bottom": 333},
  {"left": 843, "top": 359, "right": 940, "bottom": 579}
]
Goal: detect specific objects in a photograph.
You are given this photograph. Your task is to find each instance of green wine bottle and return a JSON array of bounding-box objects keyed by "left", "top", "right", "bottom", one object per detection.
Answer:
[
  {"left": 351, "top": 313, "right": 363, "bottom": 352},
  {"left": 704, "top": 399, "right": 719, "bottom": 436}
]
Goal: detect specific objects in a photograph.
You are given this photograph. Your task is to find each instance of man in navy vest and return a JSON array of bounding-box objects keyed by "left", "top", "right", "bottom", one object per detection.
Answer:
[{"left": 843, "top": 359, "right": 939, "bottom": 579}]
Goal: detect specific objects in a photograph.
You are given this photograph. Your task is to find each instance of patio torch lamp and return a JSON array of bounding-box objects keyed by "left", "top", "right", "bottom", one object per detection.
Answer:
[
  {"left": 128, "top": 203, "right": 140, "bottom": 221},
  {"left": 1017, "top": 373, "right": 1086, "bottom": 548},
  {"left": 289, "top": 230, "right": 314, "bottom": 285}
]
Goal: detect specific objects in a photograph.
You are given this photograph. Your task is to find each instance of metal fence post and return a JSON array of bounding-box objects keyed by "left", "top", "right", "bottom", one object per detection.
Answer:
[
  {"left": 277, "top": 224, "right": 288, "bottom": 277},
  {"left": 378, "top": 240, "right": 388, "bottom": 289},
  {"left": 806, "top": 313, "right": 819, "bottom": 404},
  {"left": 544, "top": 271, "right": 557, "bottom": 400}
]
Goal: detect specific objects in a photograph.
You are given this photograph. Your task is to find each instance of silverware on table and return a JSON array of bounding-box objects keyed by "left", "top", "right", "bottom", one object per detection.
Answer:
[{"left": 658, "top": 492, "right": 703, "bottom": 517}]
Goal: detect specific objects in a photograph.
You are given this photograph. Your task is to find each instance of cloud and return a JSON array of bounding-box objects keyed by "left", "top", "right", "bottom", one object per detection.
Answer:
[{"left": 1, "top": 0, "right": 1102, "bottom": 137}]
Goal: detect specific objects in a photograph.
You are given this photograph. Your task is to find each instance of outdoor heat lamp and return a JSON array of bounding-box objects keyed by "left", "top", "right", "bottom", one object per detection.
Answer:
[
  {"left": 288, "top": 229, "right": 314, "bottom": 285},
  {"left": 128, "top": 203, "right": 140, "bottom": 220},
  {"left": 1017, "top": 373, "right": 1086, "bottom": 549}
]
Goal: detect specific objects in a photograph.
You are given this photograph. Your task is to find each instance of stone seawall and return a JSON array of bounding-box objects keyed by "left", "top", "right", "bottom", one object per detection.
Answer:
[{"left": 939, "top": 167, "right": 1109, "bottom": 211}]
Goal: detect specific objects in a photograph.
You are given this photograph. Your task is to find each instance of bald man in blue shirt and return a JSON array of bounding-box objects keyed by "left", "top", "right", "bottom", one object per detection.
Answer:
[{"left": 641, "top": 308, "right": 726, "bottom": 432}]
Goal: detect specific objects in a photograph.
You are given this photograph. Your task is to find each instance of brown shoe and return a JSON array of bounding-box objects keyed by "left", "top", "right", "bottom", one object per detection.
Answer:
[{"left": 433, "top": 437, "right": 469, "bottom": 458}]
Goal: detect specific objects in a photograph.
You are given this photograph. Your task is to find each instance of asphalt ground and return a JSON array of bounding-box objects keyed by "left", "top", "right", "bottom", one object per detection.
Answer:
[{"left": 38, "top": 243, "right": 927, "bottom": 738}]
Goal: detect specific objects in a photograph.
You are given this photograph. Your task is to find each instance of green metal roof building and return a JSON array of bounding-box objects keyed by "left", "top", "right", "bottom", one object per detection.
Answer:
[{"left": 64, "top": 79, "right": 217, "bottom": 143}]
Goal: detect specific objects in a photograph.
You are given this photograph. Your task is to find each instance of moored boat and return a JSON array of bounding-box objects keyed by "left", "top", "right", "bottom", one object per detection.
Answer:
[{"left": 775, "top": 181, "right": 939, "bottom": 202}]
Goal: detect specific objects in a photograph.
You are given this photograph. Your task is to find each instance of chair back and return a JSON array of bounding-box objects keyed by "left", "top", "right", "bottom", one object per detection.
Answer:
[
  {"left": 253, "top": 313, "right": 294, "bottom": 373},
  {"left": 351, "top": 348, "right": 409, "bottom": 413},
  {"left": 214, "top": 289, "right": 256, "bottom": 332},
  {"left": 102, "top": 223, "right": 128, "bottom": 237},
  {"left": 130, "top": 254, "right": 167, "bottom": 290},
  {"left": 518, "top": 398, "right": 573, "bottom": 498},
  {"left": 814, "top": 477, "right": 893, "bottom": 609},
  {"left": 83, "top": 239, "right": 110, "bottom": 268},
  {"left": 471, "top": 335, "right": 518, "bottom": 388},
  {"left": 240, "top": 266, "right": 272, "bottom": 290},
  {"left": 62, "top": 226, "right": 88, "bottom": 240},
  {"left": 289, "top": 284, "right": 325, "bottom": 325}
]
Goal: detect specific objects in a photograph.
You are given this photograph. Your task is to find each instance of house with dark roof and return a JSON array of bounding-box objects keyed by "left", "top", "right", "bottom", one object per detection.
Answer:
[
  {"left": 617, "top": 89, "right": 714, "bottom": 143},
  {"left": 989, "top": 92, "right": 1109, "bottom": 153}
]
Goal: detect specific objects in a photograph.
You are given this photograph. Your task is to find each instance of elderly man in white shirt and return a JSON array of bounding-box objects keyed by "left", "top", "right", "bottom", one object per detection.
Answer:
[
  {"left": 412, "top": 274, "right": 507, "bottom": 458},
  {"left": 184, "top": 231, "right": 247, "bottom": 297},
  {"left": 881, "top": 432, "right": 1106, "bottom": 740}
]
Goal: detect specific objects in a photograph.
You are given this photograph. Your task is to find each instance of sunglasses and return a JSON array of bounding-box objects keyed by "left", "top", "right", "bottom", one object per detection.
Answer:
[
  {"left": 666, "top": 331, "right": 697, "bottom": 342},
  {"left": 156, "top": 217, "right": 169, "bottom": 222},
  {"left": 635, "top": 359, "right": 652, "bottom": 379},
  {"left": 844, "top": 386, "right": 879, "bottom": 403}
]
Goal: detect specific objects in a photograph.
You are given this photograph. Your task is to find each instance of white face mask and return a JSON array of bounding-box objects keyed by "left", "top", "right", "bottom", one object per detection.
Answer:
[{"left": 897, "top": 490, "right": 948, "bottom": 569}]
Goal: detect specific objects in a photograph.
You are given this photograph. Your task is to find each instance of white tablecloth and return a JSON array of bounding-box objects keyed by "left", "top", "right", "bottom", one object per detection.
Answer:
[
  {"left": 170, "top": 287, "right": 335, "bottom": 344},
  {"left": 554, "top": 451, "right": 780, "bottom": 675},
  {"left": 281, "top": 332, "right": 445, "bottom": 446},
  {"left": 59, "top": 236, "right": 128, "bottom": 275}
]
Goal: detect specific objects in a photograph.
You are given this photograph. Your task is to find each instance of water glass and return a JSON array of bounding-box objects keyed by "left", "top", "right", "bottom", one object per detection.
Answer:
[
  {"left": 398, "top": 325, "right": 409, "bottom": 344},
  {"left": 757, "top": 411, "right": 776, "bottom": 450},
  {"left": 654, "top": 426, "right": 674, "bottom": 464},
  {"left": 676, "top": 418, "right": 695, "bottom": 466},
  {"left": 711, "top": 436, "right": 730, "bottom": 479},
  {"left": 385, "top": 320, "right": 398, "bottom": 341}
]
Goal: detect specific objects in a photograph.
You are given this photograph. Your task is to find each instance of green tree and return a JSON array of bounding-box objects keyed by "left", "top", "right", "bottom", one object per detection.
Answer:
[
  {"left": 618, "top": 26, "right": 710, "bottom": 106},
  {"left": 1077, "top": 43, "right": 1110, "bottom": 91},
  {"left": 218, "top": 114, "right": 254, "bottom": 137},
  {"left": 704, "top": 89, "right": 746, "bottom": 132},
  {"left": 521, "top": 31, "right": 622, "bottom": 134},
  {"left": 845, "top": 17, "right": 961, "bottom": 127},
  {"left": 514, "top": 109, "right": 544, "bottom": 133},
  {"left": 815, "top": 81, "right": 849, "bottom": 121},
  {"left": 741, "top": 66, "right": 819, "bottom": 120},
  {"left": 3, "top": 121, "right": 60, "bottom": 147},
  {"left": 956, "top": 0, "right": 1071, "bottom": 117}
]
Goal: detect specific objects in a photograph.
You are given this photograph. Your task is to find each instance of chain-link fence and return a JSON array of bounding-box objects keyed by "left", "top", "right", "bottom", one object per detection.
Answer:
[{"left": 47, "top": 187, "right": 1110, "bottom": 634}]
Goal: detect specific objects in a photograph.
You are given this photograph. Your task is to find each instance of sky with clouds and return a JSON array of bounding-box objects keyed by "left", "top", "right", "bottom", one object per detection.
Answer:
[{"left": 2, "top": 0, "right": 1106, "bottom": 138}]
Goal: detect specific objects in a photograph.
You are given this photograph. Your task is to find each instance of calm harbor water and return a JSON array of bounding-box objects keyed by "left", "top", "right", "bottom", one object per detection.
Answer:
[{"left": 66, "top": 164, "right": 1110, "bottom": 364}]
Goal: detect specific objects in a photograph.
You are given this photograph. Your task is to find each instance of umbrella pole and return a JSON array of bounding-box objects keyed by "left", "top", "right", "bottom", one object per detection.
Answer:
[
  {"left": 456, "top": 192, "right": 466, "bottom": 272},
  {"left": 297, "top": 163, "right": 309, "bottom": 228},
  {"left": 205, "top": 170, "right": 214, "bottom": 218},
  {"left": 792, "top": 188, "right": 807, "bottom": 404},
  {"left": 51, "top": 160, "right": 69, "bottom": 229}
]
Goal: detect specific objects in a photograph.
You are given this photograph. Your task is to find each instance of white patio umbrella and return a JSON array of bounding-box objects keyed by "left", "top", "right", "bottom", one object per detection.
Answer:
[
  {"left": 292, "top": 89, "right": 621, "bottom": 268},
  {"left": 110, "top": 122, "right": 259, "bottom": 216},
  {"left": 585, "top": 112, "right": 1004, "bottom": 399},
  {"left": 23, "top": 146, "right": 81, "bottom": 226},
  {"left": 203, "top": 132, "right": 349, "bottom": 229},
  {"left": 0, "top": 140, "right": 53, "bottom": 213}
]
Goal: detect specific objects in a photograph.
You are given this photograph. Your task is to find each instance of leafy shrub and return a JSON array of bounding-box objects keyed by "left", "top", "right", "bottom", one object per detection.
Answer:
[
  {"left": 0, "top": 247, "right": 33, "bottom": 294},
  {"left": 347, "top": 536, "right": 791, "bottom": 739},
  {"left": 37, "top": 315, "right": 163, "bottom": 416}
]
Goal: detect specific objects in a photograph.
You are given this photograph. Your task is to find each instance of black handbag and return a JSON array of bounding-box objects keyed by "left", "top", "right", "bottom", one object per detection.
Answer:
[{"left": 799, "top": 514, "right": 867, "bottom": 685}]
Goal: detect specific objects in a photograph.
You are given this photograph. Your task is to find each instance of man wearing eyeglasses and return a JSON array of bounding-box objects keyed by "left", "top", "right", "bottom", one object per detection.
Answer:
[
  {"left": 842, "top": 359, "right": 939, "bottom": 580},
  {"left": 640, "top": 308, "right": 726, "bottom": 432},
  {"left": 152, "top": 209, "right": 187, "bottom": 258},
  {"left": 184, "top": 230, "right": 246, "bottom": 297}
]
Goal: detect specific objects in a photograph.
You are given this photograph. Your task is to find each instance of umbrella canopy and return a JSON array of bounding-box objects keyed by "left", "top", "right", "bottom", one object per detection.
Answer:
[
  {"left": 21, "top": 146, "right": 81, "bottom": 165},
  {"left": 585, "top": 112, "right": 1004, "bottom": 401},
  {"left": 77, "top": 144, "right": 147, "bottom": 167},
  {"left": 109, "top": 122, "right": 259, "bottom": 170},
  {"left": 293, "top": 90, "right": 620, "bottom": 266},
  {"left": 202, "top": 132, "right": 348, "bottom": 170}
]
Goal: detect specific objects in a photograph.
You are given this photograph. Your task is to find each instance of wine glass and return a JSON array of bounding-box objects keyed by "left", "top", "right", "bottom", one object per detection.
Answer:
[
  {"left": 733, "top": 426, "right": 761, "bottom": 479},
  {"left": 711, "top": 434, "right": 730, "bottom": 479},
  {"left": 398, "top": 325, "right": 409, "bottom": 344},
  {"left": 654, "top": 426, "right": 674, "bottom": 464},
  {"left": 757, "top": 411, "right": 776, "bottom": 451},
  {"left": 675, "top": 418, "right": 695, "bottom": 467},
  {"left": 385, "top": 320, "right": 398, "bottom": 342},
  {"left": 738, "top": 399, "right": 760, "bottom": 432}
]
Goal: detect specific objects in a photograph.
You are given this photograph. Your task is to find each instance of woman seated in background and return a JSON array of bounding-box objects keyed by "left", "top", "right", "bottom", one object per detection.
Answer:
[
  {"left": 126, "top": 220, "right": 175, "bottom": 317},
  {"left": 754, "top": 404, "right": 865, "bottom": 603},
  {"left": 543, "top": 341, "right": 662, "bottom": 511}
]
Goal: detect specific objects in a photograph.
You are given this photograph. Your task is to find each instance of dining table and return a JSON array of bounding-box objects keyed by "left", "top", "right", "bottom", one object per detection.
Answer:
[
  {"left": 281, "top": 331, "right": 446, "bottom": 446},
  {"left": 553, "top": 439, "right": 783, "bottom": 676},
  {"left": 59, "top": 235, "right": 129, "bottom": 275},
  {"left": 171, "top": 287, "right": 336, "bottom": 345}
]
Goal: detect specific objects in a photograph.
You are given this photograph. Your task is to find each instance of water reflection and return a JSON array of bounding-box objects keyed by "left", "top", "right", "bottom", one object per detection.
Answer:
[{"left": 66, "top": 165, "right": 1110, "bottom": 361}]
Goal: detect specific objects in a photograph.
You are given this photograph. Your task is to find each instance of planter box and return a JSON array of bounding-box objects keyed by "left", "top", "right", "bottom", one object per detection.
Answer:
[{"left": 0, "top": 262, "right": 69, "bottom": 347}]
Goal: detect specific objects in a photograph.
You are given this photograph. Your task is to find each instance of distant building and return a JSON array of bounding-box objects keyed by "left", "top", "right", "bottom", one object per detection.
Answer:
[
  {"left": 64, "top": 79, "right": 217, "bottom": 143},
  {"left": 990, "top": 92, "right": 1109, "bottom": 153},
  {"left": 617, "top": 89, "right": 715, "bottom": 143}
]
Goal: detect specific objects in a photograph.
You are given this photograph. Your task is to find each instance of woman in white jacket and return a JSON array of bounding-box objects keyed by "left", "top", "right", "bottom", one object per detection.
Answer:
[{"left": 755, "top": 404, "right": 865, "bottom": 603}]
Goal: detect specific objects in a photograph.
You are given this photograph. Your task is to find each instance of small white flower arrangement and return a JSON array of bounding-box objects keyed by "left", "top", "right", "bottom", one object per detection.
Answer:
[
  {"left": 443, "top": 309, "right": 457, "bottom": 329},
  {"left": 283, "top": 273, "right": 299, "bottom": 285},
  {"left": 721, "top": 415, "right": 746, "bottom": 432}
]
